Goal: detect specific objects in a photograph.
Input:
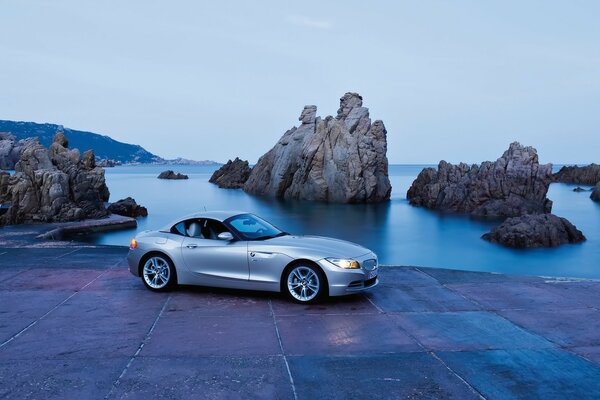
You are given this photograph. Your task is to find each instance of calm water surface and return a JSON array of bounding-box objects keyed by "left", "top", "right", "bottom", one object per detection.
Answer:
[{"left": 87, "top": 165, "right": 600, "bottom": 279}]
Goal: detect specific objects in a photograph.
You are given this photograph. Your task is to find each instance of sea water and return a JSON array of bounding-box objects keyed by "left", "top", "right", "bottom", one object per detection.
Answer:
[{"left": 85, "top": 164, "right": 600, "bottom": 279}]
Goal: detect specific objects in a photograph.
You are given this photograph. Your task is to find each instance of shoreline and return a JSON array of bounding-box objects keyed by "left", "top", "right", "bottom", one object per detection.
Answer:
[
  {"left": 1, "top": 223, "right": 598, "bottom": 282},
  {"left": 0, "top": 215, "right": 136, "bottom": 248}
]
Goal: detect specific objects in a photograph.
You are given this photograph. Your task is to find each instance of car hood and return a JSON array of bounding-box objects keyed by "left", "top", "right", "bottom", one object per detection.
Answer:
[{"left": 251, "top": 235, "right": 372, "bottom": 259}]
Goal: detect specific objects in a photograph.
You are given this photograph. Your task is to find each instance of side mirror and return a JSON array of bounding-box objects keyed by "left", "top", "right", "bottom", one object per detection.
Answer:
[{"left": 217, "top": 232, "right": 234, "bottom": 241}]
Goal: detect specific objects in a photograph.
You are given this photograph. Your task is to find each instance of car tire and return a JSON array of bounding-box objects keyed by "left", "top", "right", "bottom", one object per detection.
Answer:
[
  {"left": 284, "top": 263, "right": 326, "bottom": 303},
  {"left": 141, "top": 254, "right": 177, "bottom": 292}
]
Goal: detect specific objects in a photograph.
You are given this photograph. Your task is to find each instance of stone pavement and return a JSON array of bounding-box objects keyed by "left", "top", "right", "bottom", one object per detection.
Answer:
[{"left": 1, "top": 246, "right": 600, "bottom": 399}]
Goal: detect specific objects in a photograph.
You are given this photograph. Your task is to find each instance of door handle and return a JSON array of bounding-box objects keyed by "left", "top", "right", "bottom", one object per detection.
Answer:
[{"left": 186, "top": 244, "right": 198, "bottom": 249}]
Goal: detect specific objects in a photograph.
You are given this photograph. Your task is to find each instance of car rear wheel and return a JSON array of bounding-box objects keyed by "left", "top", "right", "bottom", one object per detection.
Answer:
[
  {"left": 142, "top": 255, "right": 176, "bottom": 292},
  {"left": 285, "top": 264, "right": 324, "bottom": 303}
]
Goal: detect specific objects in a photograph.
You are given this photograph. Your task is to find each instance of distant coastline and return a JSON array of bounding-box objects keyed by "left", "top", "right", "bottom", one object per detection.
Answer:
[{"left": 0, "top": 120, "right": 221, "bottom": 167}]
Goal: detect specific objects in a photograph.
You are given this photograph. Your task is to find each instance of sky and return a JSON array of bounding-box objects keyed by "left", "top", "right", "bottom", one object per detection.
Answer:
[{"left": 1, "top": 1, "right": 599, "bottom": 164}]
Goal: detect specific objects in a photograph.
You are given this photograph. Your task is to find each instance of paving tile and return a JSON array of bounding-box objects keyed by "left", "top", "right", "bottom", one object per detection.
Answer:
[
  {"left": 498, "top": 308, "right": 600, "bottom": 347},
  {"left": 447, "top": 282, "right": 587, "bottom": 311},
  {"left": 392, "top": 311, "right": 553, "bottom": 351},
  {"left": 421, "top": 267, "right": 544, "bottom": 285},
  {"left": 109, "top": 356, "right": 293, "bottom": 400},
  {"left": 142, "top": 313, "right": 280, "bottom": 357},
  {"left": 365, "top": 284, "right": 480, "bottom": 313},
  {"left": 377, "top": 266, "right": 440, "bottom": 287},
  {"left": 164, "top": 288, "right": 273, "bottom": 317},
  {"left": 271, "top": 294, "right": 378, "bottom": 316},
  {"left": 277, "top": 314, "right": 421, "bottom": 355},
  {"left": 0, "top": 291, "right": 166, "bottom": 360},
  {"left": 288, "top": 354, "right": 480, "bottom": 400},
  {"left": 85, "top": 268, "right": 147, "bottom": 291},
  {"left": 1, "top": 268, "right": 104, "bottom": 291},
  {"left": 58, "top": 248, "right": 128, "bottom": 269},
  {"left": 439, "top": 349, "right": 600, "bottom": 400},
  {"left": 0, "top": 267, "right": 30, "bottom": 283},
  {"left": 0, "top": 357, "right": 128, "bottom": 400},
  {"left": 0, "top": 290, "right": 73, "bottom": 342},
  {"left": 541, "top": 281, "right": 600, "bottom": 309}
]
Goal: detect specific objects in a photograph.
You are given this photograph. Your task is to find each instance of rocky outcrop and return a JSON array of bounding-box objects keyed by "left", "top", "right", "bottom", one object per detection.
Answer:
[
  {"left": 107, "top": 197, "right": 148, "bottom": 218},
  {"left": 482, "top": 214, "right": 586, "bottom": 248},
  {"left": 0, "top": 132, "right": 110, "bottom": 225},
  {"left": 0, "top": 133, "right": 37, "bottom": 170},
  {"left": 553, "top": 164, "right": 600, "bottom": 185},
  {"left": 243, "top": 92, "right": 391, "bottom": 203},
  {"left": 573, "top": 187, "right": 587, "bottom": 192},
  {"left": 209, "top": 158, "right": 251, "bottom": 189},
  {"left": 158, "top": 170, "right": 188, "bottom": 180},
  {"left": 592, "top": 183, "right": 600, "bottom": 202},
  {"left": 407, "top": 142, "right": 553, "bottom": 218}
]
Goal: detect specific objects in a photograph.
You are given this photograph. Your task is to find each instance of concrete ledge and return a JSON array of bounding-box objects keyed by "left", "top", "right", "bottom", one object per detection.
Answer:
[{"left": 35, "top": 214, "right": 137, "bottom": 240}]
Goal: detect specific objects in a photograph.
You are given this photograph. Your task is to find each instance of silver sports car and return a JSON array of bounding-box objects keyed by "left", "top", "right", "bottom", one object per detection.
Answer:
[{"left": 127, "top": 211, "right": 378, "bottom": 303}]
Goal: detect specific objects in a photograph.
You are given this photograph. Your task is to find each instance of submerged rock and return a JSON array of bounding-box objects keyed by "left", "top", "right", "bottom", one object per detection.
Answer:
[
  {"left": 209, "top": 158, "right": 251, "bottom": 189},
  {"left": 592, "top": 183, "right": 600, "bottom": 202},
  {"left": 107, "top": 197, "right": 148, "bottom": 218},
  {"left": 553, "top": 164, "right": 600, "bottom": 185},
  {"left": 244, "top": 92, "right": 391, "bottom": 203},
  {"left": 0, "top": 131, "right": 110, "bottom": 225},
  {"left": 158, "top": 170, "right": 188, "bottom": 180},
  {"left": 573, "top": 187, "right": 587, "bottom": 192},
  {"left": 482, "top": 214, "right": 586, "bottom": 248},
  {"left": 407, "top": 142, "right": 553, "bottom": 218}
]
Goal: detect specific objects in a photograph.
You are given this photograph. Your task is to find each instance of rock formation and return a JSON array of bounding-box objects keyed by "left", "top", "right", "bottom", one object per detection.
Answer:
[
  {"left": 482, "top": 214, "right": 586, "bottom": 248},
  {"left": 107, "top": 197, "right": 148, "bottom": 218},
  {"left": 243, "top": 92, "right": 391, "bottom": 203},
  {"left": 0, "top": 133, "right": 37, "bottom": 170},
  {"left": 209, "top": 158, "right": 251, "bottom": 189},
  {"left": 553, "top": 164, "right": 600, "bottom": 185},
  {"left": 592, "top": 183, "right": 600, "bottom": 202},
  {"left": 158, "top": 170, "right": 188, "bottom": 180},
  {"left": 407, "top": 142, "right": 553, "bottom": 218},
  {"left": 573, "top": 187, "right": 587, "bottom": 192},
  {"left": 0, "top": 132, "right": 110, "bottom": 225}
]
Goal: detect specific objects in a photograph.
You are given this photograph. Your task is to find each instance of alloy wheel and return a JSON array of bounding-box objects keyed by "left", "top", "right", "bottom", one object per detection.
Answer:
[
  {"left": 287, "top": 266, "right": 320, "bottom": 302},
  {"left": 143, "top": 256, "right": 171, "bottom": 290}
]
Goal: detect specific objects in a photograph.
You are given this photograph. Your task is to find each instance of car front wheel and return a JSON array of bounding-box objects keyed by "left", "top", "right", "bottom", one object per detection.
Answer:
[
  {"left": 285, "top": 264, "right": 325, "bottom": 303},
  {"left": 142, "top": 255, "right": 176, "bottom": 292}
]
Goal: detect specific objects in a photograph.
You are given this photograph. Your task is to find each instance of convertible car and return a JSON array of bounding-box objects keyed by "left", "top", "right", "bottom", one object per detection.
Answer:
[{"left": 127, "top": 211, "right": 378, "bottom": 303}]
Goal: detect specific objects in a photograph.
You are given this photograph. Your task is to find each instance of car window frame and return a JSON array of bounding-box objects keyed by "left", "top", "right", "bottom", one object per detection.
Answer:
[{"left": 170, "top": 218, "right": 242, "bottom": 241}]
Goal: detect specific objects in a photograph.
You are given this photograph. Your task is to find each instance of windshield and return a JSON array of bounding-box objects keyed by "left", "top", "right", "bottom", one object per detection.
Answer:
[{"left": 225, "top": 213, "right": 286, "bottom": 240}]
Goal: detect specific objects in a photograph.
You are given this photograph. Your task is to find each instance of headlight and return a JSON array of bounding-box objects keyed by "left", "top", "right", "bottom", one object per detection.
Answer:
[{"left": 326, "top": 258, "right": 360, "bottom": 269}]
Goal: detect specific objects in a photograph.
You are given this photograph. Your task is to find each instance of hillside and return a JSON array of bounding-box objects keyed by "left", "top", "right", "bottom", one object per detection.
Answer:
[{"left": 0, "top": 120, "right": 161, "bottom": 164}]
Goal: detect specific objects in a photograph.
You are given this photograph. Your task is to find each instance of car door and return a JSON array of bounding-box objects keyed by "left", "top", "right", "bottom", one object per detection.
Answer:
[{"left": 180, "top": 218, "right": 249, "bottom": 283}]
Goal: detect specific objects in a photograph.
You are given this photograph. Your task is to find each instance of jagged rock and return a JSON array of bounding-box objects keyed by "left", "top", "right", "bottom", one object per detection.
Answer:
[
  {"left": 243, "top": 92, "right": 391, "bottom": 203},
  {"left": 482, "top": 214, "right": 586, "bottom": 248},
  {"left": 553, "top": 164, "right": 600, "bottom": 185},
  {"left": 209, "top": 158, "right": 251, "bottom": 189},
  {"left": 107, "top": 197, "right": 148, "bottom": 218},
  {"left": 0, "top": 132, "right": 110, "bottom": 225},
  {"left": 407, "top": 142, "right": 553, "bottom": 218},
  {"left": 0, "top": 133, "right": 37, "bottom": 170},
  {"left": 158, "top": 170, "right": 188, "bottom": 180},
  {"left": 591, "top": 183, "right": 600, "bottom": 202}
]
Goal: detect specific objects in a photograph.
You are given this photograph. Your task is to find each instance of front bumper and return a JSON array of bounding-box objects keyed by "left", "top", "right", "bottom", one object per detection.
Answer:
[
  {"left": 127, "top": 248, "right": 143, "bottom": 277},
  {"left": 317, "top": 253, "right": 379, "bottom": 297}
]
